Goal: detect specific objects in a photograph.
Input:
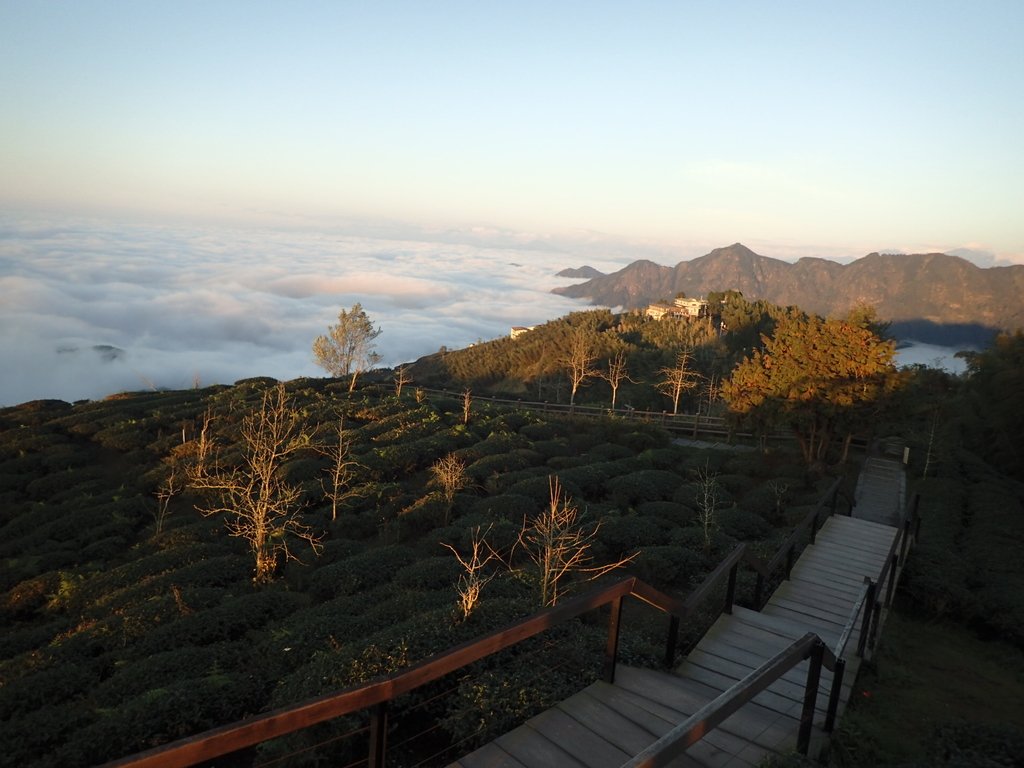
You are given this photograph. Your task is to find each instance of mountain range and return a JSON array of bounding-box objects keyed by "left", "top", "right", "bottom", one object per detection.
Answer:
[{"left": 554, "top": 244, "right": 1024, "bottom": 346}]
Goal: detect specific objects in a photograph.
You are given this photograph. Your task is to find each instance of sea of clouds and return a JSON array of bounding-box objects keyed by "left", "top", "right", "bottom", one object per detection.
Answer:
[{"left": 0, "top": 214, "right": 626, "bottom": 406}]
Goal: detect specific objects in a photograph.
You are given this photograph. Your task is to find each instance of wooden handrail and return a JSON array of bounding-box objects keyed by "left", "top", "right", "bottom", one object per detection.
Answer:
[
  {"left": 101, "top": 576, "right": 642, "bottom": 768},
  {"left": 622, "top": 632, "right": 836, "bottom": 766},
  {"left": 834, "top": 578, "right": 872, "bottom": 660}
]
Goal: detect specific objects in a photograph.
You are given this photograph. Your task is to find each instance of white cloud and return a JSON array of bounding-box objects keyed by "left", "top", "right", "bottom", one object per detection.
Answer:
[{"left": 0, "top": 214, "right": 596, "bottom": 405}]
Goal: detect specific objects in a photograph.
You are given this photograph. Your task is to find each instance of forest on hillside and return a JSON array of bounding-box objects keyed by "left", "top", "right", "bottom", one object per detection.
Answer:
[{"left": 1, "top": 301, "right": 1022, "bottom": 767}]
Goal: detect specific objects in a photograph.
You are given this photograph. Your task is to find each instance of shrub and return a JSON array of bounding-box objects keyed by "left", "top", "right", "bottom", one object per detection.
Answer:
[
  {"left": 464, "top": 451, "right": 532, "bottom": 485},
  {"left": 505, "top": 475, "right": 582, "bottom": 506},
  {"left": 635, "top": 501, "right": 695, "bottom": 527},
  {"left": 718, "top": 507, "right": 772, "bottom": 541},
  {"left": 469, "top": 493, "right": 536, "bottom": 521},
  {"left": 596, "top": 514, "right": 665, "bottom": 559},
  {"left": 308, "top": 545, "right": 417, "bottom": 600},
  {"left": 393, "top": 556, "right": 462, "bottom": 591},
  {"left": 632, "top": 545, "right": 703, "bottom": 588},
  {"left": 604, "top": 469, "right": 685, "bottom": 508},
  {"left": 134, "top": 589, "right": 306, "bottom": 656}
]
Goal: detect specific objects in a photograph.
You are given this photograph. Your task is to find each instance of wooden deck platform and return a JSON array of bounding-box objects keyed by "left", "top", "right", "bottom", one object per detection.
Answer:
[{"left": 450, "top": 456, "right": 906, "bottom": 768}]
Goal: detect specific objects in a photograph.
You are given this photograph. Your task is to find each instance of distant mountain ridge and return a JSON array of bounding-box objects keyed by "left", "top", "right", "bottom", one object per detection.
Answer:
[{"left": 553, "top": 243, "right": 1024, "bottom": 345}]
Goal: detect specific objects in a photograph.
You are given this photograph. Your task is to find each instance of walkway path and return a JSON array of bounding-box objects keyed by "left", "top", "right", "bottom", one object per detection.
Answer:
[{"left": 450, "top": 451, "right": 907, "bottom": 768}]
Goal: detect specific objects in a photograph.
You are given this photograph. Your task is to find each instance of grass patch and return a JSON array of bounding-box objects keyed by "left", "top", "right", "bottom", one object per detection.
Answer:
[{"left": 830, "top": 608, "right": 1024, "bottom": 766}]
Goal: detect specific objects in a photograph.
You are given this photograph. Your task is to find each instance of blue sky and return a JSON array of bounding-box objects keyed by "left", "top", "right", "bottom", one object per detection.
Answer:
[{"left": 2, "top": 1, "right": 1023, "bottom": 261}]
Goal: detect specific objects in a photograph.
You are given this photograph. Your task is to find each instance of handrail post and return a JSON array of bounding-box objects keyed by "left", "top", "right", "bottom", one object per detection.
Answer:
[
  {"left": 798, "top": 641, "right": 824, "bottom": 755},
  {"left": 869, "top": 598, "right": 882, "bottom": 651},
  {"left": 368, "top": 702, "right": 387, "bottom": 768},
  {"left": 857, "top": 579, "right": 876, "bottom": 657},
  {"left": 785, "top": 544, "right": 795, "bottom": 580},
  {"left": 603, "top": 596, "right": 624, "bottom": 683},
  {"left": 754, "top": 573, "right": 765, "bottom": 610},
  {"left": 885, "top": 555, "right": 898, "bottom": 608},
  {"left": 665, "top": 615, "right": 680, "bottom": 668},
  {"left": 824, "top": 656, "right": 845, "bottom": 732},
  {"left": 724, "top": 562, "right": 738, "bottom": 615},
  {"left": 810, "top": 507, "right": 820, "bottom": 544}
]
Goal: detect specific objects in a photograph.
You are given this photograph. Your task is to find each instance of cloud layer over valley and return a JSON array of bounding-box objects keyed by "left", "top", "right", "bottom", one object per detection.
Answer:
[{"left": 0, "top": 215, "right": 606, "bottom": 406}]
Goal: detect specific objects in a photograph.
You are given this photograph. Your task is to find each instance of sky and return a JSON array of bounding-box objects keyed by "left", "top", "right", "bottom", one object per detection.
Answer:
[
  {"left": 2, "top": 1, "right": 1022, "bottom": 258},
  {"left": 0, "top": 2, "right": 1019, "bottom": 403}
]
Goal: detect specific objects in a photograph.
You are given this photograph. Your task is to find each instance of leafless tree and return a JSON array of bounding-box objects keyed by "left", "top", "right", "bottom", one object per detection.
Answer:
[
  {"left": 317, "top": 418, "right": 361, "bottom": 522},
  {"left": 517, "top": 477, "right": 637, "bottom": 607},
  {"left": 695, "top": 462, "right": 720, "bottom": 554},
  {"left": 562, "top": 326, "right": 599, "bottom": 408},
  {"left": 768, "top": 479, "right": 789, "bottom": 522},
  {"left": 153, "top": 460, "right": 183, "bottom": 535},
  {"left": 441, "top": 525, "right": 500, "bottom": 620},
  {"left": 393, "top": 365, "right": 413, "bottom": 398},
  {"left": 431, "top": 452, "right": 468, "bottom": 525},
  {"left": 657, "top": 349, "right": 701, "bottom": 415},
  {"left": 462, "top": 388, "right": 472, "bottom": 425},
  {"left": 312, "top": 303, "right": 383, "bottom": 392},
  {"left": 599, "top": 350, "right": 637, "bottom": 411},
  {"left": 187, "top": 384, "right": 322, "bottom": 583}
]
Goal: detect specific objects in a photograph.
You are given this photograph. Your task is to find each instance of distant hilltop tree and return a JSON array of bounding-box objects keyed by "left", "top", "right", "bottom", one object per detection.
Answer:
[{"left": 313, "top": 303, "right": 382, "bottom": 392}]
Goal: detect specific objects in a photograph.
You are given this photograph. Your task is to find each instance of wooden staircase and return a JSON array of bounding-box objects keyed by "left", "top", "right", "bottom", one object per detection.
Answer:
[{"left": 451, "top": 513, "right": 900, "bottom": 768}]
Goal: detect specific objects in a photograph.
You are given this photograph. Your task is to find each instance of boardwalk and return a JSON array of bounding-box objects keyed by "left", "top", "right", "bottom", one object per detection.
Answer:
[{"left": 451, "top": 454, "right": 906, "bottom": 767}]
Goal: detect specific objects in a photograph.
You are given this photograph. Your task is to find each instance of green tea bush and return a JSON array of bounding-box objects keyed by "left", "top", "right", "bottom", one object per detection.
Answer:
[
  {"left": 632, "top": 545, "right": 702, "bottom": 588},
  {"left": 636, "top": 500, "right": 695, "bottom": 527},
  {"left": 134, "top": 589, "right": 305, "bottom": 656},
  {"left": 604, "top": 469, "right": 684, "bottom": 508},
  {"left": 596, "top": 514, "right": 666, "bottom": 558},
  {"left": 469, "top": 493, "right": 535, "bottom": 521},
  {"left": 505, "top": 474, "right": 582, "bottom": 505},
  {"left": 718, "top": 507, "right": 772, "bottom": 541},
  {"left": 519, "top": 422, "right": 558, "bottom": 441},
  {"left": 530, "top": 438, "right": 573, "bottom": 460},
  {"left": 464, "top": 451, "right": 533, "bottom": 485},
  {"left": 393, "top": 556, "right": 462, "bottom": 591},
  {"left": 308, "top": 544, "right": 417, "bottom": 600},
  {"left": 0, "top": 662, "right": 99, "bottom": 720}
]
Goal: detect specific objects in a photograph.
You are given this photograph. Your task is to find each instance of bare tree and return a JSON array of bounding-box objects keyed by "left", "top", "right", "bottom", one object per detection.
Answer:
[
  {"left": 695, "top": 462, "right": 720, "bottom": 554},
  {"left": 431, "top": 453, "right": 468, "bottom": 525},
  {"left": 462, "top": 388, "right": 472, "bottom": 425},
  {"left": 517, "top": 477, "right": 637, "bottom": 607},
  {"left": 393, "top": 365, "right": 413, "bottom": 398},
  {"left": 312, "top": 303, "right": 383, "bottom": 393},
  {"left": 441, "top": 525, "right": 499, "bottom": 621},
  {"left": 188, "top": 384, "right": 322, "bottom": 583},
  {"left": 599, "top": 350, "right": 637, "bottom": 411},
  {"left": 657, "top": 349, "right": 701, "bottom": 415},
  {"left": 562, "top": 326, "right": 599, "bottom": 408},
  {"left": 317, "top": 418, "right": 361, "bottom": 522},
  {"left": 153, "top": 460, "right": 184, "bottom": 535}
]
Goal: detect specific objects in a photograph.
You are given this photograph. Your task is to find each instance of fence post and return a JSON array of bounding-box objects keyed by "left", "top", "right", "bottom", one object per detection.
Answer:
[
  {"left": 857, "top": 579, "right": 876, "bottom": 658},
  {"left": 798, "top": 641, "right": 824, "bottom": 754},
  {"left": 368, "top": 702, "right": 388, "bottom": 768},
  {"left": 603, "top": 596, "right": 624, "bottom": 684},
  {"left": 885, "top": 554, "right": 899, "bottom": 607},
  {"left": 824, "top": 657, "right": 845, "bottom": 732},
  {"left": 724, "top": 561, "right": 739, "bottom": 615},
  {"left": 665, "top": 615, "right": 680, "bottom": 668}
]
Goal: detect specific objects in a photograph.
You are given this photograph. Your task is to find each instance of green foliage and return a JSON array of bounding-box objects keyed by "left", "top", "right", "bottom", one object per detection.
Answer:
[
  {"left": 722, "top": 309, "right": 899, "bottom": 464},
  {"left": 717, "top": 507, "right": 773, "bottom": 541},
  {"left": 604, "top": 469, "right": 685, "bottom": 508},
  {"left": 308, "top": 545, "right": 417, "bottom": 600}
]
